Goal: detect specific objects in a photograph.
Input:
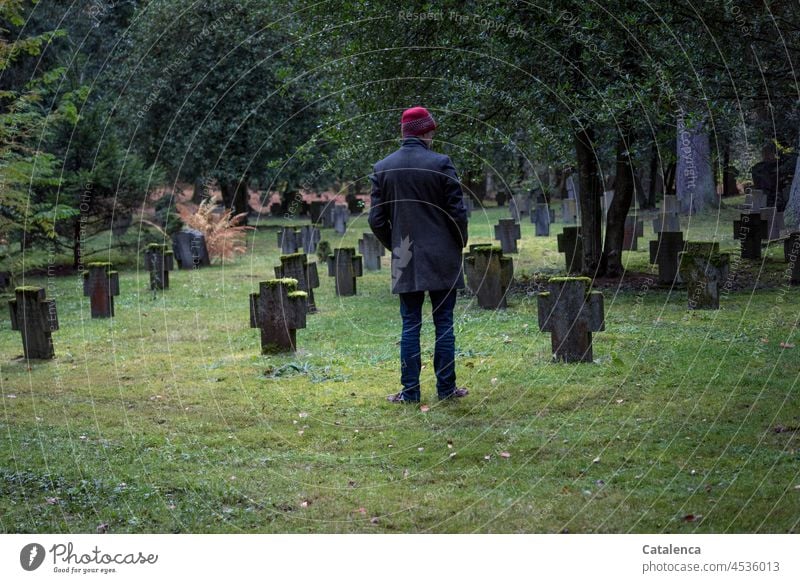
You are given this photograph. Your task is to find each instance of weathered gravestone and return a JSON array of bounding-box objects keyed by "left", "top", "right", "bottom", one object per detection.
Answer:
[
  {"left": 8, "top": 286, "right": 58, "bottom": 359},
  {"left": 744, "top": 188, "right": 767, "bottom": 211},
  {"left": 649, "top": 231, "right": 685, "bottom": 285},
  {"left": 144, "top": 244, "right": 174, "bottom": 290},
  {"left": 532, "top": 203, "right": 552, "bottom": 236},
  {"left": 784, "top": 232, "right": 800, "bottom": 285},
  {"left": 678, "top": 242, "right": 730, "bottom": 310},
  {"left": 358, "top": 233, "right": 385, "bottom": 271},
  {"left": 0, "top": 271, "right": 11, "bottom": 291},
  {"left": 301, "top": 225, "right": 321, "bottom": 254},
  {"left": 557, "top": 226, "right": 583, "bottom": 274},
  {"left": 277, "top": 226, "right": 302, "bottom": 254},
  {"left": 494, "top": 218, "right": 521, "bottom": 253},
  {"left": 309, "top": 201, "right": 325, "bottom": 224},
  {"left": 537, "top": 277, "right": 605, "bottom": 363},
  {"left": 733, "top": 212, "right": 768, "bottom": 259},
  {"left": 249, "top": 278, "right": 307, "bottom": 353},
  {"left": 760, "top": 207, "right": 784, "bottom": 240},
  {"left": 520, "top": 193, "right": 533, "bottom": 216},
  {"left": 333, "top": 204, "right": 349, "bottom": 235},
  {"left": 463, "top": 245, "right": 514, "bottom": 309},
  {"left": 463, "top": 194, "right": 474, "bottom": 218},
  {"left": 653, "top": 195, "right": 681, "bottom": 233},
  {"left": 327, "top": 247, "right": 363, "bottom": 296},
  {"left": 622, "top": 216, "right": 644, "bottom": 251},
  {"left": 269, "top": 202, "right": 282, "bottom": 216},
  {"left": 83, "top": 262, "right": 120, "bottom": 318},
  {"left": 562, "top": 199, "right": 578, "bottom": 225},
  {"left": 274, "top": 253, "right": 319, "bottom": 313},
  {"left": 172, "top": 229, "right": 210, "bottom": 269}
]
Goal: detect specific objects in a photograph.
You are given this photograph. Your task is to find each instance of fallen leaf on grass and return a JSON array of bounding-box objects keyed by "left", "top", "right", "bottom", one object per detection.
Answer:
[
  {"left": 491, "top": 378, "right": 498, "bottom": 385},
  {"left": 780, "top": 342, "right": 795, "bottom": 349},
  {"left": 592, "top": 456, "right": 601, "bottom": 464},
  {"left": 420, "top": 405, "right": 430, "bottom": 412},
  {"left": 484, "top": 455, "right": 491, "bottom": 461},
  {"left": 682, "top": 514, "right": 701, "bottom": 523},
  {"left": 499, "top": 452, "right": 511, "bottom": 459},
  {"left": 370, "top": 517, "right": 379, "bottom": 524},
  {"left": 356, "top": 507, "right": 367, "bottom": 515},
  {"left": 96, "top": 523, "right": 109, "bottom": 533},
  {"left": 45, "top": 497, "right": 59, "bottom": 505}
]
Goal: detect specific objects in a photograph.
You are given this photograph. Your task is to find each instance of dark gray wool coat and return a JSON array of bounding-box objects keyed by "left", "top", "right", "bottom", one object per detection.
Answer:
[{"left": 368, "top": 137, "right": 469, "bottom": 294}]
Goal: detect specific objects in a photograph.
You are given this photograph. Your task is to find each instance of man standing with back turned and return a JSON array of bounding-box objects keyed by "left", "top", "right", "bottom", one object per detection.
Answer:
[{"left": 369, "top": 106, "right": 470, "bottom": 403}]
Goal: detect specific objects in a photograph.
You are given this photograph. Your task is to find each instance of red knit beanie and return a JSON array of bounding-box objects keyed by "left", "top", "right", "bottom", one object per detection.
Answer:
[{"left": 401, "top": 106, "right": 437, "bottom": 137}]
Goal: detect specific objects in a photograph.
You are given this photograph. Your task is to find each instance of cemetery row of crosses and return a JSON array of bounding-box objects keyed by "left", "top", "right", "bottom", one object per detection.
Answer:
[{"left": 6, "top": 190, "right": 800, "bottom": 363}]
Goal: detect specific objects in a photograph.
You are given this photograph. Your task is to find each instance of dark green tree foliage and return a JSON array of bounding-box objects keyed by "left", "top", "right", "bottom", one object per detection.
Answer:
[{"left": 113, "top": 0, "right": 324, "bottom": 220}]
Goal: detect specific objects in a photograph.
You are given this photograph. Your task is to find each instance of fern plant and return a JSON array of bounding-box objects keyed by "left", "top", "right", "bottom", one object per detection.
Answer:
[{"left": 176, "top": 197, "right": 252, "bottom": 262}]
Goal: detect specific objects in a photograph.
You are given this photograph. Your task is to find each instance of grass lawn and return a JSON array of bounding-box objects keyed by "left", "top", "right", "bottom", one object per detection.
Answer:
[{"left": 1, "top": 203, "right": 798, "bottom": 533}]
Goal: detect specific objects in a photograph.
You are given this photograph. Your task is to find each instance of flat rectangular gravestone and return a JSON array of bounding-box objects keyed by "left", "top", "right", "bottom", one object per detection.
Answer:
[
  {"left": 320, "top": 201, "right": 335, "bottom": 228},
  {"left": 309, "top": 201, "right": 325, "bottom": 224},
  {"left": 9, "top": 286, "right": 59, "bottom": 359},
  {"left": 463, "top": 195, "right": 474, "bottom": 218},
  {"left": 678, "top": 242, "right": 730, "bottom": 310},
  {"left": 532, "top": 203, "right": 552, "bottom": 236},
  {"left": 622, "top": 216, "right": 644, "bottom": 251},
  {"left": 557, "top": 226, "right": 583, "bottom": 274},
  {"left": 463, "top": 245, "right": 514, "bottom": 309},
  {"left": 277, "top": 227, "right": 302, "bottom": 254},
  {"left": 520, "top": 194, "right": 532, "bottom": 216},
  {"left": 653, "top": 195, "right": 681, "bottom": 232},
  {"left": 301, "top": 225, "right": 321, "bottom": 254},
  {"left": 144, "top": 244, "right": 174, "bottom": 290},
  {"left": 274, "top": 253, "right": 320, "bottom": 313},
  {"left": 333, "top": 204, "right": 349, "bottom": 235},
  {"left": 249, "top": 278, "right": 307, "bottom": 353},
  {"left": 358, "top": 232, "right": 386, "bottom": 271},
  {"left": 83, "top": 262, "right": 120, "bottom": 318},
  {"left": 326, "top": 247, "right": 363, "bottom": 296},
  {"left": 649, "top": 231, "right": 685, "bottom": 285},
  {"left": 494, "top": 218, "right": 521, "bottom": 253},
  {"left": 760, "top": 207, "right": 784, "bottom": 240},
  {"left": 733, "top": 212, "right": 768, "bottom": 259},
  {"left": 172, "top": 229, "right": 211, "bottom": 269},
  {"left": 562, "top": 199, "right": 577, "bottom": 225},
  {"left": 784, "top": 232, "right": 800, "bottom": 285},
  {"left": 537, "top": 277, "right": 604, "bottom": 363}
]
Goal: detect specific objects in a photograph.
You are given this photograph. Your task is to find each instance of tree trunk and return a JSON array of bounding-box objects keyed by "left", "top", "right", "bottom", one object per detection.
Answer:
[
  {"left": 602, "top": 129, "right": 635, "bottom": 277},
  {"left": 676, "top": 114, "right": 717, "bottom": 214},
  {"left": 785, "top": 134, "right": 800, "bottom": 230},
  {"left": 72, "top": 218, "right": 81, "bottom": 270},
  {"left": 192, "top": 177, "right": 207, "bottom": 203},
  {"left": 575, "top": 125, "right": 604, "bottom": 276},
  {"left": 220, "top": 176, "right": 250, "bottom": 224},
  {"left": 647, "top": 141, "right": 660, "bottom": 208}
]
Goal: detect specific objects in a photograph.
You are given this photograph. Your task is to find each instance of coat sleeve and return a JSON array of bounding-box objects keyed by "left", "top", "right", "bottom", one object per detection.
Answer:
[
  {"left": 440, "top": 155, "right": 469, "bottom": 248},
  {"left": 368, "top": 165, "right": 392, "bottom": 250}
]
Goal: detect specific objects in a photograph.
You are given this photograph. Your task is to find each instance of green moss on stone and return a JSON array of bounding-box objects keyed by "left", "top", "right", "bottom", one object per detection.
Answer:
[
  {"left": 261, "top": 278, "right": 298, "bottom": 290},
  {"left": 145, "top": 243, "right": 169, "bottom": 252},
  {"left": 471, "top": 245, "right": 503, "bottom": 255},
  {"left": 539, "top": 291, "right": 551, "bottom": 297},
  {"left": 547, "top": 276, "right": 592, "bottom": 285},
  {"left": 87, "top": 262, "right": 113, "bottom": 268},
  {"left": 15, "top": 286, "right": 43, "bottom": 293},
  {"left": 281, "top": 252, "right": 307, "bottom": 261},
  {"left": 288, "top": 291, "right": 308, "bottom": 299},
  {"left": 683, "top": 241, "right": 719, "bottom": 256}
]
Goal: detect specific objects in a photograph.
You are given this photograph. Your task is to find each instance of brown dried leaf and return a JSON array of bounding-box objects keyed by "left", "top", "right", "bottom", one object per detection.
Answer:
[{"left": 499, "top": 451, "right": 511, "bottom": 458}]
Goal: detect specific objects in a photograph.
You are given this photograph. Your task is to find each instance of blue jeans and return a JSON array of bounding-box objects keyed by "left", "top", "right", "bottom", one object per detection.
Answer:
[{"left": 399, "top": 289, "right": 457, "bottom": 401}]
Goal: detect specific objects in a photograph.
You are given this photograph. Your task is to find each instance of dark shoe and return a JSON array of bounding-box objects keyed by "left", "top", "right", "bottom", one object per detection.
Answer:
[
  {"left": 438, "top": 387, "right": 469, "bottom": 401},
  {"left": 387, "top": 392, "right": 420, "bottom": 404}
]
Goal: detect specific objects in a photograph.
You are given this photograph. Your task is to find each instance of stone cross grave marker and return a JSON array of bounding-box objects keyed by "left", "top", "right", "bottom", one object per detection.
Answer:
[
  {"left": 277, "top": 226, "right": 302, "bottom": 255},
  {"left": 532, "top": 203, "right": 552, "bottom": 236},
  {"left": 83, "top": 262, "right": 120, "bottom": 318},
  {"left": 678, "top": 242, "right": 730, "bottom": 310},
  {"left": 333, "top": 204, "right": 349, "bottom": 235},
  {"left": 622, "top": 216, "right": 644, "bottom": 251},
  {"left": 358, "top": 233, "right": 386, "bottom": 271},
  {"left": 562, "top": 198, "right": 578, "bottom": 225},
  {"left": 327, "top": 247, "right": 363, "bottom": 296},
  {"left": 733, "top": 212, "right": 768, "bottom": 259},
  {"left": 653, "top": 195, "right": 681, "bottom": 233},
  {"left": 249, "top": 278, "right": 307, "bottom": 353},
  {"left": 649, "top": 231, "right": 685, "bottom": 285},
  {"left": 557, "top": 226, "right": 583, "bottom": 274},
  {"left": 172, "top": 229, "right": 211, "bottom": 269},
  {"left": 301, "top": 225, "right": 321, "bottom": 254},
  {"left": 537, "top": 277, "right": 605, "bottom": 363},
  {"left": 463, "top": 245, "right": 514, "bottom": 309},
  {"left": 494, "top": 218, "right": 521, "bottom": 253},
  {"left": 144, "top": 244, "right": 174, "bottom": 290},
  {"left": 274, "top": 253, "right": 320, "bottom": 313},
  {"left": 8, "top": 286, "right": 59, "bottom": 359}
]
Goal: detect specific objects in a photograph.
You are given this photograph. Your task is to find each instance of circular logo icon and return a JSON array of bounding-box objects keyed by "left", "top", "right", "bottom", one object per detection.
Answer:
[{"left": 20, "top": 543, "right": 46, "bottom": 571}]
